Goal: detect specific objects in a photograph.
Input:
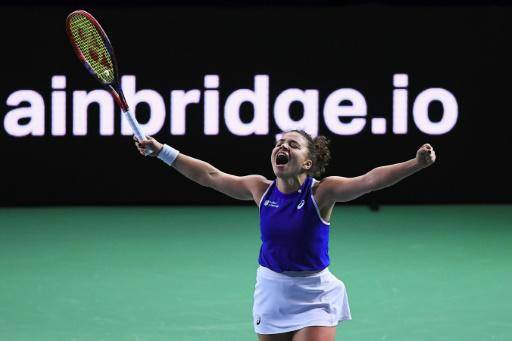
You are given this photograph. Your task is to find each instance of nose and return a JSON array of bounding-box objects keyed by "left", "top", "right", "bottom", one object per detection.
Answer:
[
  {"left": 276, "top": 146, "right": 289, "bottom": 155},
  {"left": 280, "top": 143, "right": 290, "bottom": 151}
]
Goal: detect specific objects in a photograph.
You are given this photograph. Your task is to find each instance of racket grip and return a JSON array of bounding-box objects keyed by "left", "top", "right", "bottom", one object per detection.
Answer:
[
  {"left": 123, "top": 110, "right": 152, "bottom": 155},
  {"left": 123, "top": 110, "right": 145, "bottom": 141}
]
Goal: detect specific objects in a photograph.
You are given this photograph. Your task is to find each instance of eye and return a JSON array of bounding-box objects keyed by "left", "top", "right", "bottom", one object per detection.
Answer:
[{"left": 290, "top": 142, "right": 299, "bottom": 149}]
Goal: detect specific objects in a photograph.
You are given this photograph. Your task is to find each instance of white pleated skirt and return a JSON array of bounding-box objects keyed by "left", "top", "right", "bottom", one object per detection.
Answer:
[{"left": 252, "top": 265, "right": 351, "bottom": 334}]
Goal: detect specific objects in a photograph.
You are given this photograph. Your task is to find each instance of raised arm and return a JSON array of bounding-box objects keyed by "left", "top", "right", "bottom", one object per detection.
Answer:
[
  {"left": 136, "top": 136, "right": 270, "bottom": 203},
  {"left": 172, "top": 154, "right": 270, "bottom": 202},
  {"left": 316, "top": 144, "right": 437, "bottom": 205}
]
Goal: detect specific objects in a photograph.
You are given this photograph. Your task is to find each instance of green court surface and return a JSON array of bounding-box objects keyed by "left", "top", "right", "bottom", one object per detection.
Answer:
[{"left": 0, "top": 205, "right": 510, "bottom": 341}]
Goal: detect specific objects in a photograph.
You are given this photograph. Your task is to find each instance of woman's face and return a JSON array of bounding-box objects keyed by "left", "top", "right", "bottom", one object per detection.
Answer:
[{"left": 271, "top": 131, "right": 312, "bottom": 178}]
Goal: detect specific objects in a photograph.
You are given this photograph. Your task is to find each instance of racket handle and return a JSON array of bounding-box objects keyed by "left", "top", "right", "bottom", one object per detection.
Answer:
[
  {"left": 123, "top": 110, "right": 145, "bottom": 141},
  {"left": 123, "top": 110, "right": 152, "bottom": 156}
]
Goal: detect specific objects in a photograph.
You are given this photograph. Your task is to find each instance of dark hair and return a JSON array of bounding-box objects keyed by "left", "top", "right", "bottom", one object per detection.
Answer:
[{"left": 290, "top": 130, "right": 331, "bottom": 178}]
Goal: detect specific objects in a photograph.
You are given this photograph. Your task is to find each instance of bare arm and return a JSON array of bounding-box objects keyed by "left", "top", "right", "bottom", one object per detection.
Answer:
[
  {"left": 136, "top": 137, "right": 270, "bottom": 203},
  {"left": 317, "top": 144, "right": 436, "bottom": 205},
  {"left": 172, "top": 153, "right": 269, "bottom": 201}
]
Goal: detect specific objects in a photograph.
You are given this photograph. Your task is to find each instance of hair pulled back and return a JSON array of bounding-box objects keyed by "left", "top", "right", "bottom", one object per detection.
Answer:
[{"left": 290, "top": 130, "right": 331, "bottom": 178}]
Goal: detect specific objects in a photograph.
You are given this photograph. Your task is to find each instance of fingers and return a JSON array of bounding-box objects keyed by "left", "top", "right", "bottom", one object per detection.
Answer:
[
  {"left": 133, "top": 135, "right": 153, "bottom": 142},
  {"left": 137, "top": 146, "right": 146, "bottom": 155},
  {"left": 418, "top": 143, "right": 436, "bottom": 166},
  {"left": 139, "top": 136, "right": 155, "bottom": 147},
  {"left": 425, "top": 148, "right": 436, "bottom": 164},
  {"left": 133, "top": 135, "right": 144, "bottom": 149},
  {"left": 430, "top": 149, "right": 436, "bottom": 161},
  {"left": 133, "top": 135, "right": 160, "bottom": 157},
  {"left": 133, "top": 135, "right": 146, "bottom": 143},
  {"left": 420, "top": 143, "right": 434, "bottom": 154},
  {"left": 137, "top": 144, "right": 152, "bottom": 156},
  {"left": 133, "top": 135, "right": 152, "bottom": 156}
]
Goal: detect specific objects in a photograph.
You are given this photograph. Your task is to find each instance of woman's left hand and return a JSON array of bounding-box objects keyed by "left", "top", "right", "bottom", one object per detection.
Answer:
[{"left": 416, "top": 143, "right": 436, "bottom": 168}]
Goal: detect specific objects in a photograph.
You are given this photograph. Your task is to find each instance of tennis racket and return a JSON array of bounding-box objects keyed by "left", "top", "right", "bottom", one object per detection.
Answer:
[{"left": 66, "top": 10, "right": 147, "bottom": 145}]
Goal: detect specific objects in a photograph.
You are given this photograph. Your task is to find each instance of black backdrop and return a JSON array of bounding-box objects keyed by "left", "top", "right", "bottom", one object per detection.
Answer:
[{"left": 1, "top": 5, "right": 511, "bottom": 205}]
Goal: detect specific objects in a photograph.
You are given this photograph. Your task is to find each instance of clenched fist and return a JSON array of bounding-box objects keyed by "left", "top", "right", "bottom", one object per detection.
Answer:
[{"left": 416, "top": 143, "right": 436, "bottom": 168}]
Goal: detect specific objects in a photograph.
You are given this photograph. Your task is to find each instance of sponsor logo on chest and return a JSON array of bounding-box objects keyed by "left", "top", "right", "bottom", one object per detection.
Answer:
[{"left": 263, "top": 200, "right": 279, "bottom": 208}]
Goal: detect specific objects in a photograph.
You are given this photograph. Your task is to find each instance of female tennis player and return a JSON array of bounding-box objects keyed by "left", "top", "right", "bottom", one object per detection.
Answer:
[{"left": 134, "top": 131, "right": 436, "bottom": 341}]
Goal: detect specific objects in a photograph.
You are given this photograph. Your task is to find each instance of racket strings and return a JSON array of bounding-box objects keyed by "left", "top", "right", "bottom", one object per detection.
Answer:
[{"left": 68, "top": 13, "right": 115, "bottom": 84}]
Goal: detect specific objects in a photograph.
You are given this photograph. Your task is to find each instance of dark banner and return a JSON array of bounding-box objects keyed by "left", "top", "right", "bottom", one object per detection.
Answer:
[{"left": 1, "top": 6, "right": 510, "bottom": 205}]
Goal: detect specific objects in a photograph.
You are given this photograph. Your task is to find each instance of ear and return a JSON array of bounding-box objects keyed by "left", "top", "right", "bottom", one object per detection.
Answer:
[{"left": 303, "top": 159, "right": 313, "bottom": 171}]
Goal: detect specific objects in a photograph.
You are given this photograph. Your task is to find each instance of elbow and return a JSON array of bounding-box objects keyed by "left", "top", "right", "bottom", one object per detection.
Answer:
[
  {"left": 196, "top": 170, "right": 217, "bottom": 188},
  {"left": 366, "top": 169, "right": 397, "bottom": 192},
  {"left": 196, "top": 173, "right": 211, "bottom": 188},
  {"left": 364, "top": 172, "right": 379, "bottom": 193}
]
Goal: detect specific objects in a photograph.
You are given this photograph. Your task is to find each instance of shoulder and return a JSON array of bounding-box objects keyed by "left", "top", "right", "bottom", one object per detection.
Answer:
[
  {"left": 242, "top": 174, "right": 272, "bottom": 188},
  {"left": 312, "top": 176, "right": 350, "bottom": 207},
  {"left": 241, "top": 175, "right": 272, "bottom": 204}
]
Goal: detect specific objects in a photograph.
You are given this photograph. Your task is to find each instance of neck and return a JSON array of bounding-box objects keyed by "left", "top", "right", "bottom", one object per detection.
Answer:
[{"left": 276, "top": 173, "right": 308, "bottom": 194}]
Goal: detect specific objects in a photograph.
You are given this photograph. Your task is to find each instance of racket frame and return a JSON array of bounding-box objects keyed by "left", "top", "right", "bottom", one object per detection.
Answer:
[
  {"left": 66, "top": 10, "right": 129, "bottom": 112},
  {"left": 66, "top": 10, "right": 149, "bottom": 146}
]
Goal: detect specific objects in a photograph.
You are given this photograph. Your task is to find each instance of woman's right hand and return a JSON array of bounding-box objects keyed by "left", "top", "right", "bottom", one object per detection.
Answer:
[{"left": 134, "top": 136, "right": 164, "bottom": 157}]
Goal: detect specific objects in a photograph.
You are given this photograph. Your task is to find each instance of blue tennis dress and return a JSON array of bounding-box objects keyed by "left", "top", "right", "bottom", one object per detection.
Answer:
[{"left": 253, "top": 177, "right": 352, "bottom": 334}]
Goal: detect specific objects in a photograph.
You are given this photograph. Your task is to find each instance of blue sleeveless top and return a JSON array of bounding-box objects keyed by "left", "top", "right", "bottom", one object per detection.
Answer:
[{"left": 258, "top": 176, "right": 330, "bottom": 273}]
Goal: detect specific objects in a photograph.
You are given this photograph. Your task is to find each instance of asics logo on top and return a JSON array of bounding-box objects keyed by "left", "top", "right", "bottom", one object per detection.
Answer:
[{"left": 297, "top": 199, "right": 305, "bottom": 210}]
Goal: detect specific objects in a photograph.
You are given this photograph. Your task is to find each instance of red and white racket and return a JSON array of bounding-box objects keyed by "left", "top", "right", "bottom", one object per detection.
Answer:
[{"left": 66, "top": 10, "right": 147, "bottom": 144}]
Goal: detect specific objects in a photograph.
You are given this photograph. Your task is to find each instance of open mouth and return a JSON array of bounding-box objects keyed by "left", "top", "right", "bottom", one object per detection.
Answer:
[{"left": 276, "top": 152, "right": 289, "bottom": 165}]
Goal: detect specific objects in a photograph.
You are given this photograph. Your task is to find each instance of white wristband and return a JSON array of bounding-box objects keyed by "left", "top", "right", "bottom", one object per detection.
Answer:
[{"left": 157, "top": 144, "right": 180, "bottom": 166}]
